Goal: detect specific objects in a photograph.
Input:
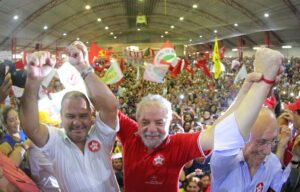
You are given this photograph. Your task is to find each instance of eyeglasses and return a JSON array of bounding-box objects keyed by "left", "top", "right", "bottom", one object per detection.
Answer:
[{"left": 256, "top": 138, "right": 279, "bottom": 147}]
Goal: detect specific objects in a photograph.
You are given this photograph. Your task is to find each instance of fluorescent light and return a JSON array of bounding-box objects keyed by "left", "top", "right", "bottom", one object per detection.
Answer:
[
  {"left": 137, "top": 28, "right": 141, "bottom": 31},
  {"left": 192, "top": 4, "right": 198, "bottom": 8},
  {"left": 161, "top": 35, "right": 164, "bottom": 38},
  {"left": 264, "top": 13, "right": 269, "bottom": 18},
  {"left": 43, "top": 25, "right": 48, "bottom": 30},
  {"left": 110, "top": 32, "right": 114, "bottom": 35},
  {"left": 13, "top": 15, "right": 19, "bottom": 20},
  {"left": 63, "top": 33, "right": 67, "bottom": 36},
  {"left": 179, "top": 17, "right": 184, "bottom": 21},
  {"left": 214, "top": 30, "right": 218, "bottom": 33},
  {"left": 232, "top": 48, "right": 238, "bottom": 52},
  {"left": 105, "top": 26, "right": 109, "bottom": 30},
  {"left": 165, "top": 31, "right": 168, "bottom": 34},
  {"left": 253, "top": 47, "right": 259, "bottom": 50},
  {"left": 114, "top": 36, "right": 117, "bottom": 39},
  {"left": 170, "top": 25, "right": 174, "bottom": 29},
  {"left": 97, "top": 18, "right": 101, "bottom": 22},
  {"left": 76, "top": 37, "right": 80, "bottom": 41},
  {"left": 282, "top": 45, "right": 292, "bottom": 49},
  {"left": 199, "top": 35, "right": 203, "bottom": 38},
  {"left": 234, "top": 23, "right": 238, "bottom": 27},
  {"left": 189, "top": 39, "right": 192, "bottom": 42},
  {"left": 85, "top": 5, "right": 91, "bottom": 10}
]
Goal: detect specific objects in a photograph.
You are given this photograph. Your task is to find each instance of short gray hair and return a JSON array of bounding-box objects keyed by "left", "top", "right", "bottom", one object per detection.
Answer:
[{"left": 136, "top": 94, "right": 172, "bottom": 121}]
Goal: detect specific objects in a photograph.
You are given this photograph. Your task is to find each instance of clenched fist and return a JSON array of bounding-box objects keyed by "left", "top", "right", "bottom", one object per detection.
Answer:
[
  {"left": 26, "top": 51, "right": 54, "bottom": 82},
  {"left": 253, "top": 48, "right": 284, "bottom": 82},
  {"left": 66, "top": 41, "right": 89, "bottom": 72}
]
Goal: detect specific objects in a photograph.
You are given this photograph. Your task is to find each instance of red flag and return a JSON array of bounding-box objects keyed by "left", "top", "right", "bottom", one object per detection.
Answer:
[
  {"left": 183, "top": 59, "right": 194, "bottom": 74},
  {"left": 171, "top": 59, "right": 182, "bottom": 78},
  {"left": 88, "top": 42, "right": 102, "bottom": 64},
  {"left": 219, "top": 47, "right": 225, "bottom": 59},
  {"left": 196, "top": 59, "right": 212, "bottom": 79}
]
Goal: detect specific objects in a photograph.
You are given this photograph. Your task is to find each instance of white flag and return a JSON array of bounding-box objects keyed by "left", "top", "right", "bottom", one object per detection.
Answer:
[
  {"left": 143, "top": 63, "right": 169, "bottom": 83},
  {"left": 234, "top": 65, "right": 247, "bottom": 84}
]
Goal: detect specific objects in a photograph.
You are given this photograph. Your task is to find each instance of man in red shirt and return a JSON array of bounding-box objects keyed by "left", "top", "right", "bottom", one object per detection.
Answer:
[{"left": 118, "top": 95, "right": 207, "bottom": 192}]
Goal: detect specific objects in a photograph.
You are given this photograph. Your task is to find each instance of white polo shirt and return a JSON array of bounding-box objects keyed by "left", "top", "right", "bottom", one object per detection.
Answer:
[{"left": 41, "top": 114, "right": 119, "bottom": 192}]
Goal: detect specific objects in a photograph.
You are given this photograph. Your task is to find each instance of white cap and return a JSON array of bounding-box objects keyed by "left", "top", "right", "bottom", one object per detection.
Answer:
[{"left": 112, "top": 153, "right": 122, "bottom": 160}]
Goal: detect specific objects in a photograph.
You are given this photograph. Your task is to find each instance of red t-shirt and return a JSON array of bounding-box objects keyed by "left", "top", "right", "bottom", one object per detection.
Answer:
[
  {"left": 0, "top": 153, "right": 39, "bottom": 192},
  {"left": 118, "top": 112, "right": 204, "bottom": 192}
]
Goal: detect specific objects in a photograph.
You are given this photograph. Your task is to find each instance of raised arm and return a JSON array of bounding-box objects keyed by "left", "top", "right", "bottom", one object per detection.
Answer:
[
  {"left": 20, "top": 51, "right": 54, "bottom": 147},
  {"left": 200, "top": 48, "right": 283, "bottom": 151},
  {"left": 234, "top": 48, "right": 283, "bottom": 139},
  {"left": 66, "top": 41, "right": 118, "bottom": 129}
]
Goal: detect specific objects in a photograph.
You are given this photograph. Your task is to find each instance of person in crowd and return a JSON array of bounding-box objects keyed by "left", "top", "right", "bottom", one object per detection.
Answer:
[
  {"left": 277, "top": 97, "right": 300, "bottom": 166},
  {"left": 281, "top": 137, "right": 300, "bottom": 192},
  {"left": 183, "top": 177, "right": 203, "bottom": 192},
  {"left": 199, "top": 173, "right": 210, "bottom": 192},
  {"left": 0, "top": 67, "right": 39, "bottom": 192},
  {"left": 112, "top": 152, "right": 124, "bottom": 191},
  {"left": 20, "top": 42, "right": 119, "bottom": 192},
  {"left": 0, "top": 107, "right": 30, "bottom": 151},
  {"left": 210, "top": 48, "right": 290, "bottom": 191},
  {"left": 0, "top": 106, "right": 32, "bottom": 174},
  {"left": 184, "top": 156, "right": 211, "bottom": 176},
  {"left": 183, "top": 121, "right": 193, "bottom": 132},
  {"left": 200, "top": 110, "right": 213, "bottom": 125},
  {"left": 116, "top": 48, "right": 281, "bottom": 192}
]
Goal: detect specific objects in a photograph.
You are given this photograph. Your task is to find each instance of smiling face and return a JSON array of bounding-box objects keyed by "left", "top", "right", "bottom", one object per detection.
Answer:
[
  {"left": 5, "top": 109, "right": 20, "bottom": 134},
  {"left": 243, "top": 108, "right": 279, "bottom": 164},
  {"left": 61, "top": 97, "right": 93, "bottom": 144},
  {"left": 137, "top": 105, "right": 170, "bottom": 150},
  {"left": 186, "top": 179, "right": 201, "bottom": 192}
]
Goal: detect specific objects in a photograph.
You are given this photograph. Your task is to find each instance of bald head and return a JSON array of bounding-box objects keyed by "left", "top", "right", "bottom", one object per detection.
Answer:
[{"left": 250, "top": 107, "right": 279, "bottom": 140}]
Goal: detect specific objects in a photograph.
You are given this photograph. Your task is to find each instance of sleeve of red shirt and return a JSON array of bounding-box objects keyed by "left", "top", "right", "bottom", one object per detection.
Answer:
[
  {"left": 117, "top": 111, "right": 139, "bottom": 145},
  {"left": 171, "top": 132, "right": 205, "bottom": 165}
]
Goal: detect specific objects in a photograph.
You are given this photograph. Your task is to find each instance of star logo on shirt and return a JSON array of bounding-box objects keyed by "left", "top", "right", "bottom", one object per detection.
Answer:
[
  {"left": 255, "top": 182, "right": 264, "bottom": 192},
  {"left": 88, "top": 140, "right": 101, "bottom": 152},
  {"left": 153, "top": 154, "right": 165, "bottom": 166}
]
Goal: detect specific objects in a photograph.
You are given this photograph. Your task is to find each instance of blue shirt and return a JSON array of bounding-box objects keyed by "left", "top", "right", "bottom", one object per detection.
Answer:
[
  {"left": 1, "top": 130, "right": 27, "bottom": 148},
  {"left": 211, "top": 113, "right": 291, "bottom": 192}
]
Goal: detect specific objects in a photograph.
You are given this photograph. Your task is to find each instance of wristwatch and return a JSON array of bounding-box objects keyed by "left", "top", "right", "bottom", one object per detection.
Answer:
[{"left": 81, "top": 66, "right": 94, "bottom": 80}]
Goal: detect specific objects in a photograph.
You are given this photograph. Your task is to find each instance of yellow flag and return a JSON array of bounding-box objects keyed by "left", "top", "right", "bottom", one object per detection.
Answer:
[{"left": 213, "top": 37, "right": 221, "bottom": 79}]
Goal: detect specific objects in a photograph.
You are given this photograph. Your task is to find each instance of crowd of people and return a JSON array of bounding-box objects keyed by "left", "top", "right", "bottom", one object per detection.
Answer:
[{"left": 0, "top": 41, "right": 299, "bottom": 192}]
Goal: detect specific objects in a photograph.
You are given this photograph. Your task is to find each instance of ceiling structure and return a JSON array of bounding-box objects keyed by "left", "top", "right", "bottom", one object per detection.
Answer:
[{"left": 0, "top": 0, "right": 299, "bottom": 52}]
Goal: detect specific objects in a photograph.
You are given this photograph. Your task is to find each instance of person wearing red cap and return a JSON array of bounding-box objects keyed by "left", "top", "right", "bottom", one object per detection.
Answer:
[{"left": 277, "top": 97, "right": 300, "bottom": 166}]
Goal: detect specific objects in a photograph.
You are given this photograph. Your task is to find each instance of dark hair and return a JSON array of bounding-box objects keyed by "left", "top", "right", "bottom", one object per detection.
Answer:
[
  {"left": 61, "top": 91, "right": 91, "bottom": 111},
  {"left": 2, "top": 106, "right": 17, "bottom": 124}
]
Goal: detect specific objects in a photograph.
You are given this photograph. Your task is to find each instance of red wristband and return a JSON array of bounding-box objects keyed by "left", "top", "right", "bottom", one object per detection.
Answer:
[{"left": 261, "top": 75, "right": 276, "bottom": 85}]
